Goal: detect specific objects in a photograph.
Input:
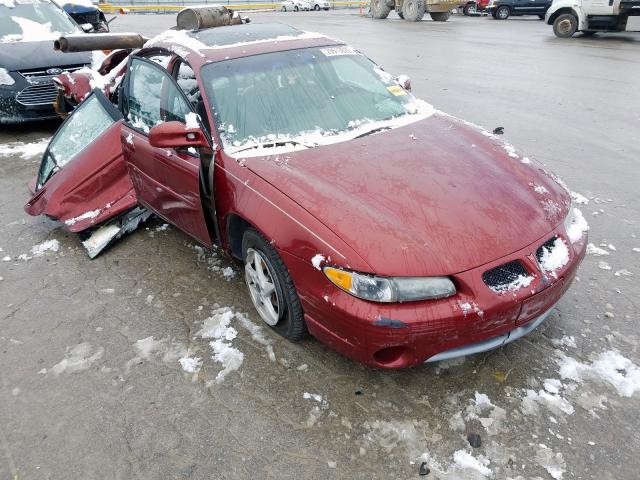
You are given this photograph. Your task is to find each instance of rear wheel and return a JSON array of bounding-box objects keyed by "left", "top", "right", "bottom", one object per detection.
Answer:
[
  {"left": 294, "top": 5, "right": 299, "bottom": 10},
  {"left": 242, "top": 229, "right": 307, "bottom": 340},
  {"left": 495, "top": 5, "right": 510, "bottom": 19},
  {"left": 314, "top": 3, "right": 320, "bottom": 9},
  {"left": 430, "top": 11, "right": 450, "bottom": 21},
  {"left": 402, "top": 0, "right": 426, "bottom": 21},
  {"left": 553, "top": 13, "right": 578, "bottom": 37},
  {"left": 371, "top": 0, "right": 392, "bottom": 18},
  {"left": 463, "top": 3, "right": 477, "bottom": 15}
]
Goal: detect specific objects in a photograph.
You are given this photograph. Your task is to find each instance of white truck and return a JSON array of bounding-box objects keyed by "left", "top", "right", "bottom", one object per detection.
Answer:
[{"left": 546, "top": 0, "right": 640, "bottom": 37}]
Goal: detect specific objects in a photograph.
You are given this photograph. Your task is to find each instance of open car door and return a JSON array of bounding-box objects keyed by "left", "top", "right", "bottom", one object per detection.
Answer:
[{"left": 25, "top": 89, "right": 150, "bottom": 258}]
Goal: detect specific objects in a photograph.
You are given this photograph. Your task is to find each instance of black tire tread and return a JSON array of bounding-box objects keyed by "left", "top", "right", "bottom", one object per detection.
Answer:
[{"left": 242, "top": 228, "right": 308, "bottom": 341}]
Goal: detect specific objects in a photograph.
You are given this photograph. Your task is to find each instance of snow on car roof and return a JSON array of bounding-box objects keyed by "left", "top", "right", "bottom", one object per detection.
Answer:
[{"left": 145, "top": 23, "right": 336, "bottom": 63}]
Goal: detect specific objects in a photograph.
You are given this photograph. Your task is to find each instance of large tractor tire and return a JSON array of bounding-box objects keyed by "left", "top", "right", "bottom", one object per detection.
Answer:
[
  {"left": 430, "top": 11, "right": 450, "bottom": 21},
  {"left": 402, "top": 0, "right": 426, "bottom": 21},
  {"left": 371, "top": 0, "right": 392, "bottom": 18},
  {"left": 553, "top": 13, "right": 578, "bottom": 37}
]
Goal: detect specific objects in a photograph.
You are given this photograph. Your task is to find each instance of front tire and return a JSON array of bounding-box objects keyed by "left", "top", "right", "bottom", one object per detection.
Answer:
[
  {"left": 430, "top": 11, "right": 450, "bottom": 21},
  {"left": 242, "top": 229, "right": 307, "bottom": 340},
  {"left": 294, "top": 5, "right": 299, "bottom": 11},
  {"left": 463, "top": 3, "right": 476, "bottom": 15},
  {"left": 402, "top": 0, "right": 426, "bottom": 21},
  {"left": 371, "top": 0, "right": 392, "bottom": 18},
  {"left": 553, "top": 13, "right": 578, "bottom": 37},
  {"left": 495, "top": 5, "right": 510, "bottom": 19},
  {"left": 314, "top": 3, "right": 320, "bottom": 9}
]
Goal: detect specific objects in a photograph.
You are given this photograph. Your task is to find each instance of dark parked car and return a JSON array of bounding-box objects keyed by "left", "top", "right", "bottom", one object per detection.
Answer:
[
  {"left": 0, "top": 0, "right": 92, "bottom": 123},
  {"left": 486, "top": 0, "right": 551, "bottom": 19}
]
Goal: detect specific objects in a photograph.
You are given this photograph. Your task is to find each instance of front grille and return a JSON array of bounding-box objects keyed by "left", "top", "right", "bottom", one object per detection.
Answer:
[
  {"left": 18, "top": 64, "right": 85, "bottom": 79},
  {"left": 16, "top": 83, "right": 57, "bottom": 106},
  {"left": 536, "top": 236, "right": 557, "bottom": 263},
  {"left": 482, "top": 260, "right": 529, "bottom": 290}
]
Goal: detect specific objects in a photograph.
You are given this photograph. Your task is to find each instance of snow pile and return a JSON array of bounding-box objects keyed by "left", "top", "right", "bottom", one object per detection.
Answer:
[
  {"left": 565, "top": 208, "right": 589, "bottom": 243},
  {"left": 551, "top": 335, "right": 576, "bottom": 349},
  {"left": 538, "top": 238, "right": 569, "bottom": 277},
  {"left": 614, "top": 269, "right": 633, "bottom": 277},
  {"left": 491, "top": 274, "right": 534, "bottom": 293},
  {"left": 556, "top": 350, "right": 640, "bottom": 397},
  {"left": 535, "top": 445, "right": 566, "bottom": 480},
  {"left": 0, "top": 137, "right": 49, "bottom": 159},
  {"left": 311, "top": 253, "right": 325, "bottom": 270},
  {"left": 570, "top": 191, "right": 589, "bottom": 205},
  {"left": 51, "top": 342, "right": 104, "bottom": 375},
  {"left": 197, "top": 307, "right": 244, "bottom": 383},
  {"left": 586, "top": 243, "right": 609, "bottom": 256},
  {"left": 451, "top": 392, "right": 507, "bottom": 436},
  {"left": 184, "top": 112, "right": 200, "bottom": 129},
  {"left": 30, "top": 239, "right": 60, "bottom": 256},
  {"left": 178, "top": 355, "right": 202, "bottom": 373},
  {"left": 597, "top": 261, "right": 611, "bottom": 270},
  {"left": 1, "top": 0, "right": 16, "bottom": 8},
  {"left": 521, "top": 382, "right": 575, "bottom": 416},
  {"left": 0, "top": 67, "right": 14, "bottom": 85},
  {"left": 452, "top": 450, "right": 492, "bottom": 477},
  {"left": 4, "top": 16, "right": 62, "bottom": 43},
  {"left": 458, "top": 301, "right": 484, "bottom": 317},
  {"left": 302, "top": 392, "right": 329, "bottom": 427}
]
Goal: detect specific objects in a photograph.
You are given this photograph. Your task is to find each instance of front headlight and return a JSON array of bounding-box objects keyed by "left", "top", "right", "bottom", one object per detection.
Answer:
[{"left": 323, "top": 266, "right": 456, "bottom": 303}]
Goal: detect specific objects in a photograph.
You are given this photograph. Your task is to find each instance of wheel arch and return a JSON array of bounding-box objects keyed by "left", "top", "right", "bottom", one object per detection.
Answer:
[
  {"left": 226, "top": 213, "right": 255, "bottom": 260},
  {"left": 547, "top": 6, "right": 576, "bottom": 25}
]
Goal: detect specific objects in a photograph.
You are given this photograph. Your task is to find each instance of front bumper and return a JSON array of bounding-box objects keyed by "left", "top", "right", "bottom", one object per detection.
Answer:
[{"left": 282, "top": 227, "right": 587, "bottom": 368}]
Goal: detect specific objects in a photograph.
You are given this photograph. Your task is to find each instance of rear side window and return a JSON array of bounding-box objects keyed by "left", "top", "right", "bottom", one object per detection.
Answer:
[{"left": 125, "top": 57, "right": 193, "bottom": 133}]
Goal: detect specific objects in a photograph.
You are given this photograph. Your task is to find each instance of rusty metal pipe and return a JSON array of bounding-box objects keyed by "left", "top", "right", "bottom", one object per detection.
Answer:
[
  {"left": 176, "top": 6, "right": 246, "bottom": 30},
  {"left": 54, "top": 33, "right": 147, "bottom": 53}
]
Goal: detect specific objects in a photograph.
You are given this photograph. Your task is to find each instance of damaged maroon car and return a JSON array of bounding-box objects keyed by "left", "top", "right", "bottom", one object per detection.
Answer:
[{"left": 25, "top": 18, "right": 588, "bottom": 368}]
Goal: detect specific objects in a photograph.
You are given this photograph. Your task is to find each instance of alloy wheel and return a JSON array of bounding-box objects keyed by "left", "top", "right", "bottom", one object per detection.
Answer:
[{"left": 245, "top": 248, "right": 281, "bottom": 326}]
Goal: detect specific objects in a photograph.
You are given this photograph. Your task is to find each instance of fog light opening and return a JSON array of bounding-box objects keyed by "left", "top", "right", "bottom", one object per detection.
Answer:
[{"left": 373, "top": 345, "right": 412, "bottom": 367}]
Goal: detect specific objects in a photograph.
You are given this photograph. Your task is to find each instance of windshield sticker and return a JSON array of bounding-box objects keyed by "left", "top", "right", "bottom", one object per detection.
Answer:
[
  {"left": 387, "top": 85, "right": 407, "bottom": 96},
  {"left": 320, "top": 46, "right": 358, "bottom": 57}
]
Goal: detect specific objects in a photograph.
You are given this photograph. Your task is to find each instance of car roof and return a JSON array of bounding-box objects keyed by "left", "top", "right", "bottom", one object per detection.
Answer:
[{"left": 146, "top": 22, "right": 342, "bottom": 66}]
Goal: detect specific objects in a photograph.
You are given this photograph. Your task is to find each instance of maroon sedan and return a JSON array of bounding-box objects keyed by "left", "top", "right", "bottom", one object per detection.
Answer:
[{"left": 25, "top": 23, "right": 588, "bottom": 368}]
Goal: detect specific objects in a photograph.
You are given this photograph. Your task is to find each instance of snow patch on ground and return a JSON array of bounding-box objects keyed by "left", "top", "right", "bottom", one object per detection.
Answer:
[
  {"left": 0, "top": 137, "right": 49, "bottom": 159},
  {"left": 51, "top": 342, "right": 104, "bottom": 375},
  {"left": 30, "top": 239, "right": 60, "bottom": 256},
  {"left": 452, "top": 450, "right": 492, "bottom": 477},
  {"left": 556, "top": 350, "right": 640, "bottom": 397},
  {"left": 570, "top": 191, "right": 589, "bottom": 205},
  {"left": 179, "top": 356, "right": 202, "bottom": 373},
  {"left": 536, "top": 444, "right": 566, "bottom": 479},
  {"left": 551, "top": 336, "right": 576, "bottom": 349},
  {"left": 586, "top": 243, "right": 609, "bottom": 256},
  {"left": 197, "top": 307, "right": 244, "bottom": 383}
]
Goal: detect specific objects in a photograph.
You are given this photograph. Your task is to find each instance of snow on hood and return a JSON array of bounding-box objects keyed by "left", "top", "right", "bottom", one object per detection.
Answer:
[
  {"left": 2, "top": 16, "right": 61, "bottom": 43},
  {"left": 241, "top": 113, "right": 570, "bottom": 276}
]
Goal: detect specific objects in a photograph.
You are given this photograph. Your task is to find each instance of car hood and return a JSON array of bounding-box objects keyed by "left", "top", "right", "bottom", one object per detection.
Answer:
[
  {"left": 0, "top": 41, "right": 92, "bottom": 71},
  {"left": 241, "top": 113, "right": 570, "bottom": 276}
]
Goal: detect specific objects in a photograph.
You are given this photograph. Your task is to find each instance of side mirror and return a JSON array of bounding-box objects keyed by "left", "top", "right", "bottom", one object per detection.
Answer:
[
  {"left": 394, "top": 75, "right": 411, "bottom": 92},
  {"left": 149, "top": 121, "right": 209, "bottom": 149},
  {"left": 80, "top": 23, "right": 94, "bottom": 33}
]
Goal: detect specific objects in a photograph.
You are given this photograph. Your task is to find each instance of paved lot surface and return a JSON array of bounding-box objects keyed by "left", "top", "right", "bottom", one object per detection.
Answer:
[{"left": 1, "top": 10, "right": 639, "bottom": 480}]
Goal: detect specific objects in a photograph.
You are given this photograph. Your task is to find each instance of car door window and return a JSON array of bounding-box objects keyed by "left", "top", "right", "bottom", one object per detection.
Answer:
[
  {"left": 38, "top": 91, "right": 122, "bottom": 190},
  {"left": 125, "top": 57, "right": 193, "bottom": 134}
]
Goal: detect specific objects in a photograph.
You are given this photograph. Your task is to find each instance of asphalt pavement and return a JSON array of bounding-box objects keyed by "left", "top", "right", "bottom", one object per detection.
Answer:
[{"left": 1, "top": 10, "right": 639, "bottom": 480}]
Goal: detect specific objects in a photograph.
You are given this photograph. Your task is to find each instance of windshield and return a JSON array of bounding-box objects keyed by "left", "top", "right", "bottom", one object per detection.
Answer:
[
  {"left": 0, "top": 0, "right": 78, "bottom": 43},
  {"left": 200, "top": 45, "right": 434, "bottom": 156}
]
